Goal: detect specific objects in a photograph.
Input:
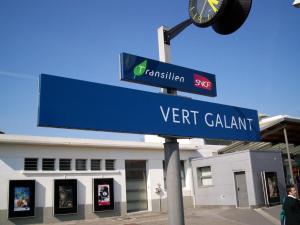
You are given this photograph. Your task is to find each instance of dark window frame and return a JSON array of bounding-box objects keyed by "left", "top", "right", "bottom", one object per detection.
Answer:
[
  {"left": 105, "top": 159, "right": 115, "bottom": 170},
  {"left": 24, "top": 158, "right": 38, "bottom": 171},
  {"left": 42, "top": 158, "right": 55, "bottom": 171},
  {"left": 197, "top": 166, "right": 213, "bottom": 187},
  {"left": 75, "top": 159, "right": 87, "bottom": 171},
  {"left": 59, "top": 158, "right": 72, "bottom": 171},
  {"left": 91, "top": 159, "right": 102, "bottom": 171}
]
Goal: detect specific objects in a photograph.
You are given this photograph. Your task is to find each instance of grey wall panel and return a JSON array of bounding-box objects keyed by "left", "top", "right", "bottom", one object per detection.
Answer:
[
  {"left": 191, "top": 150, "right": 285, "bottom": 207},
  {"left": 249, "top": 151, "right": 285, "bottom": 206}
]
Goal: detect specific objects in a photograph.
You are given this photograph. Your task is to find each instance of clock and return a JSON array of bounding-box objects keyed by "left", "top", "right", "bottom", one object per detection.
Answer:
[
  {"left": 212, "top": 0, "right": 252, "bottom": 35},
  {"left": 189, "top": 0, "right": 228, "bottom": 27}
]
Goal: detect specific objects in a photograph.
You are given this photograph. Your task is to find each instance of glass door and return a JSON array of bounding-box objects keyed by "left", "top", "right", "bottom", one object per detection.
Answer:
[{"left": 125, "top": 160, "right": 148, "bottom": 213}]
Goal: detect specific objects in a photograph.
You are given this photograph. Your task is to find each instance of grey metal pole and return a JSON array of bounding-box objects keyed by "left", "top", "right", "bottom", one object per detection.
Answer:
[
  {"left": 164, "top": 138, "right": 185, "bottom": 225},
  {"left": 283, "top": 127, "right": 294, "bottom": 185},
  {"left": 158, "top": 26, "right": 185, "bottom": 225}
]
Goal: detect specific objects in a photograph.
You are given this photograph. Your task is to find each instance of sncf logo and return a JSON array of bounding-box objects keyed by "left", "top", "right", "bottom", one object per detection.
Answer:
[{"left": 193, "top": 74, "right": 212, "bottom": 91}]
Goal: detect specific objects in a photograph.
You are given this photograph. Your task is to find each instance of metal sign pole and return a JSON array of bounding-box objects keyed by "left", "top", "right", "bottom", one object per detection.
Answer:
[
  {"left": 158, "top": 26, "right": 185, "bottom": 225},
  {"left": 284, "top": 128, "right": 294, "bottom": 185}
]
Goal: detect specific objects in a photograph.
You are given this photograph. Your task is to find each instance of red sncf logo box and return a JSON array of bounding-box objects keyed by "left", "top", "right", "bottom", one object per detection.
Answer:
[{"left": 193, "top": 74, "right": 212, "bottom": 90}]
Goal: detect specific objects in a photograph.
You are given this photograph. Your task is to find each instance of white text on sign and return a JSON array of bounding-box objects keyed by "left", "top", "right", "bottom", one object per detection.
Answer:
[{"left": 160, "top": 106, "right": 254, "bottom": 131}]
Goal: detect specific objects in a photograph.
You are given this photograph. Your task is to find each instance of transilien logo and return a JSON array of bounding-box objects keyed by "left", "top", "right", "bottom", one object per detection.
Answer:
[{"left": 133, "top": 60, "right": 147, "bottom": 79}]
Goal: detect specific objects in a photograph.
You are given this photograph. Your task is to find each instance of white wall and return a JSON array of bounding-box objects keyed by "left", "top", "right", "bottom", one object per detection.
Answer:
[
  {"left": 146, "top": 159, "right": 164, "bottom": 211},
  {"left": 144, "top": 135, "right": 224, "bottom": 158},
  {"left": 0, "top": 142, "right": 200, "bottom": 211}
]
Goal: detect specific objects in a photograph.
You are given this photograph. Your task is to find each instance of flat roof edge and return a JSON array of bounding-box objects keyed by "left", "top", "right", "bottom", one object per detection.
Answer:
[
  {"left": 191, "top": 149, "right": 282, "bottom": 161},
  {"left": 0, "top": 134, "right": 197, "bottom": 151}
]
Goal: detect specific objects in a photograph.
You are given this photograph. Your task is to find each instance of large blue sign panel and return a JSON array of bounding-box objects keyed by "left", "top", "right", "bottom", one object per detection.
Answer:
[
  {"left": 38, "top": 74, "right": 260, "bottom": 141},
  {"left": 120, "top": 53, "right": 217, "bottom": 97}
]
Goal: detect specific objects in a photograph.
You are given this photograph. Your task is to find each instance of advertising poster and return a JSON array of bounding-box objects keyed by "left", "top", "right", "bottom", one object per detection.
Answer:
[
  {"left": 54, "top": 179, "right": 77, "bottom": 215},
  {"left": 14, "top": 187, "right": 31, "bottom": 211},
  {"left": 262, "top": 171, "right": 280, "bottom": 206},
  {"left": 93, "top": 178, "right": 114, "bottom": 211},
  {"left": 8, "top": 180, "right": 35, "bottom": 218},
  {"left": 98, "top": 184, "right": 110, "bottom": 206}
]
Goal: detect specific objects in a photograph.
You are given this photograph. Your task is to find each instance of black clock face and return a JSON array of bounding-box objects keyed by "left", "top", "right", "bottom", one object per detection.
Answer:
[{"left": 189, "top": 0, "right": 227, "bottom": 27}]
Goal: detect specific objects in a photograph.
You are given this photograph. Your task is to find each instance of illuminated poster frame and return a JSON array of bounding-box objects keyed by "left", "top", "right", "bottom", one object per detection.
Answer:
[
  {"left": 8, "top": 180, "right": 35, "bottom": 218},
  {"left": 54, "top": 179, "right": 78, "bottom": 215},
  {"left": 262, "top": 171, "right": 280, "bottom": 206},
  {"left": 93, "top": 178, "right": 114, "bottom": 212}
]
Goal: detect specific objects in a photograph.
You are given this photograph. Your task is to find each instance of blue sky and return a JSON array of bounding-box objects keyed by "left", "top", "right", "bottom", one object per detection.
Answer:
[{"left": 0, "top": 0, "right": 299, "bottom": 141}]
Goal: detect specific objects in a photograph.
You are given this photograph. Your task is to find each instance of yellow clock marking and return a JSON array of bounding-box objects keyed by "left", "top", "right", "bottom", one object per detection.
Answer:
[
  {"left": 208, "top": 0, "right": 219, "bottom": 13},
  {"left": 198, "top": 15, "right": 202, "bottom": 22}
]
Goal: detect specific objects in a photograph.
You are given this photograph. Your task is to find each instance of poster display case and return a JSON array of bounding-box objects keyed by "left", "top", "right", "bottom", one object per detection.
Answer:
[
  {"left": 262, "top": 171, "right": 280, "bottom": 206},
  {"left": 93, "top": 178, "right": 114, "bottom": 212},
  {"left": 8, "top": 180, "right": 35, "bottom": 218},
  {"left": 54, "top": 179, "right": 77, "bottom": 215}
]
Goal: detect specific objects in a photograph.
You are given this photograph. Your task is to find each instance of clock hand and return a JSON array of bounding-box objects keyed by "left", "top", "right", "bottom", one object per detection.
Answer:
[
  {"left": 208, "top": 0, "right": 219, "bottom": 13},
  {"left": 199, "top": 0, "right": 208, "bottom": 18}
]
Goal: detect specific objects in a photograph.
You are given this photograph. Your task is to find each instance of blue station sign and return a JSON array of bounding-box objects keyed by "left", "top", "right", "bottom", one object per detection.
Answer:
[
  {"left": 120, "top": 53, "right": 217, "bottom": 97},
  {"left": 38, "top": 74, "right": 260, "bottom": 142}
]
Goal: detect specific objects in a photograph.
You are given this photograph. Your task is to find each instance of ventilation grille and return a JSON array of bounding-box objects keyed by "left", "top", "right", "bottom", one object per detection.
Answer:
[
  {"left": 105, "top": 160, "right": 115, "bottom": 170},
  {"left": 91, "top": 159, "right": 101, "bottom": 171},
  {"left": 24, "top": 158, "right": 38, "bottom": 171},
  {"left": 42, "top": 158, "right": 55, "bottom": 171},
  {"left": 76, "top": 159, "right": 86, "bottom": 171},
  {"left": 59, "top": 159, "right": 71, "bottom": 171}
]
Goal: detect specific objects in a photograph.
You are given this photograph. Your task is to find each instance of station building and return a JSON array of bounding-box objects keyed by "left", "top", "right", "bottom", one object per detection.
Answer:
[
  {"left": 0, "top": 115, "right": 299, "bottom": 224},
  {"left": 192, "top": 115, "right": 300, "bottom": 208},
  {"left": 0, "top": 134, "right": 216, "bottom": 224}
]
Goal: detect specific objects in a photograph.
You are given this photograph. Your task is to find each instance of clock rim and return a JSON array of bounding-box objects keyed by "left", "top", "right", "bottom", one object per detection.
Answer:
[{"left": 189, "top": 0, "right": 228, "bottom": 28}]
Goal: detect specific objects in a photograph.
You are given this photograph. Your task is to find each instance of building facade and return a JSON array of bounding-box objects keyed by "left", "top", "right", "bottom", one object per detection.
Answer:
[
  {"left": 0, "top": 134, "right": 208, "bottom": 224},
  {"left": 191, "top": 150, "right": 286, "bottom": 208},
  {"left": 0, "top": 122, "right": 292, "bottom": 224}
]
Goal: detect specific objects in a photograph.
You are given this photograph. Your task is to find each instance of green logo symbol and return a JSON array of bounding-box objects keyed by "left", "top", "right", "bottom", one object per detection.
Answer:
[{"left": 133, "top": 60, "right": 147, "bottom": 79}]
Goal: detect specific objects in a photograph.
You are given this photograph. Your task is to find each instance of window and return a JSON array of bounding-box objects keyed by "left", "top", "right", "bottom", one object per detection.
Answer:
[
  {"left": 163, "top": 160, "right": 186, "bottom": 188},
  {"left": 197, "top": 166, "right": 213, "bottom": 187},
  {"left": 105, "top": 159, "right": 115, "bottom": 170},
  {"left": 91, "top": 159, "right": 101, "bottom": 171},
  {"left": 59, "top": 159, "right": 72, "bottom": 171},
  {"left": 24, "top": 158, "right": 38, "bottom": 171},
  {"left": 42, "top": 158, "right": 55, "bottom": 171},
  {"left": 76, "top": 159, "right": 86, "bottom": 171}
]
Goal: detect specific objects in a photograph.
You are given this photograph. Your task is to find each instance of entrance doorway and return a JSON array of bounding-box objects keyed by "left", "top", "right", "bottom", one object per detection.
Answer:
[
  {"left": 125, "top": 160, "right": 148, "bottom": 213},
  {"left": 234, "top": 171, "right": 249, "bottom": 207}
]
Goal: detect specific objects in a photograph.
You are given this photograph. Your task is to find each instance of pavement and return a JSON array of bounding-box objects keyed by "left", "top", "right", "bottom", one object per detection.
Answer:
[
  {"left": 40, "top": 206, "right": 282, "bottom": 225},
  {"left": 255, "top": 205, "right": 282, "bottom": 225}
]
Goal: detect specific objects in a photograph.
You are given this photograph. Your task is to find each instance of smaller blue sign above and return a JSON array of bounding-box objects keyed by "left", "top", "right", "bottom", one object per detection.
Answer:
[{"left": 120, "top": 53, "right": 217, "bottom": 97}]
